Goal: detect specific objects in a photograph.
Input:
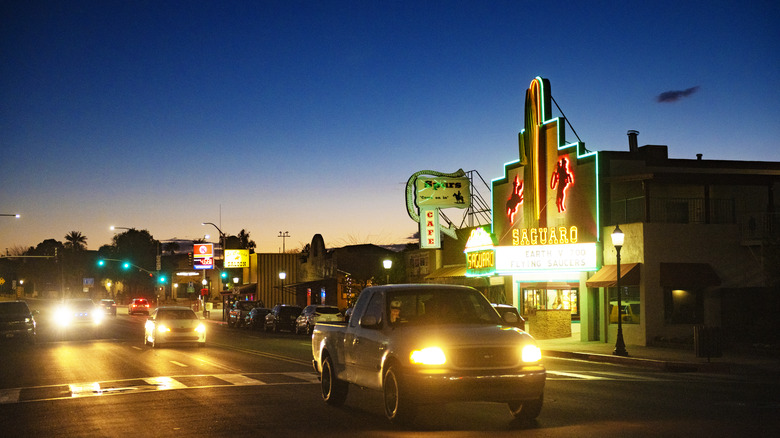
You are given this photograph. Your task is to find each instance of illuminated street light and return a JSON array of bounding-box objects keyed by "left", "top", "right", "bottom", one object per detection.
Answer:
[
  {"left": 383, "top": 259, "right": 393, "bottom": 284},
  {"left": 110, "top": 225, "right": 132, "bottom": 231},
  {"left": 279, "top": 271, "right": 286, "bottom": 291},
  {"left": 1, "top": 213, "right": 20, "bottom": 218},
  {"left": 612, "top": 225, "right": 629, "bottom": 357}
]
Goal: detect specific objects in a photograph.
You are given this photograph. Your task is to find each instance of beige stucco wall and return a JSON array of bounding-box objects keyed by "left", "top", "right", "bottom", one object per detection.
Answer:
[{"left": 605, "top": 222, "right": 760, "bottom": 346}]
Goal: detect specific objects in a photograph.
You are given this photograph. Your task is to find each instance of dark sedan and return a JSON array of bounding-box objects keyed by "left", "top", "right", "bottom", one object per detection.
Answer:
[{"left": 0, "top": 301, "right": 37, "bottom": 344}]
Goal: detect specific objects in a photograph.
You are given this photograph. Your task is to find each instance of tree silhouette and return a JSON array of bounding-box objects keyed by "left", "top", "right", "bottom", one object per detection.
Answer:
[{"left": 64, "top": 231, "right": 87, "bottom": 251}]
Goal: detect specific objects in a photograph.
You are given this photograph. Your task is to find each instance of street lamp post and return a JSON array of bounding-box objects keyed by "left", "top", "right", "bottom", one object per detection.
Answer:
[
  {"left": 383, "top": 259, "right": 392, "bottom": 284},
  {"left": 1, "top": 214, "right": 20, "bottom": 218},
  {"left": 202, "top": 222, "right": 226, "bottom": 291},
  {"left": 279, "top": 271, "right": 286, "bottom": 291},
  {"left": 278, "top": 231, "right": 290, "bottom": 253},
  {"left": 612, "top": 225, "right": 629, "bottom": 357}
]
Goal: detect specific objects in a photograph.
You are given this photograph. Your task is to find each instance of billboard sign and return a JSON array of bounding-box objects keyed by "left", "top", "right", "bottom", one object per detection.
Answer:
[{"left": 224, "top": 249, "right": 249, "bottom": 268}]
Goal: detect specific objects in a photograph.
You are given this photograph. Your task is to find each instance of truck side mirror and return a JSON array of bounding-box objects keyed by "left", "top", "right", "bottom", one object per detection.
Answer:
[
  {"left": 359, "top": 315, "right": 380, "bottom": 329},
  {"left": 503, "top": 312, "right": 519, "bottom": 323}
]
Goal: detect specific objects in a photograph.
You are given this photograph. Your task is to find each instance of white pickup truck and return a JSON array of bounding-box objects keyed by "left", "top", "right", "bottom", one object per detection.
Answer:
[{"left": 311, "top": 284, "right": 546, "bottom": 423}]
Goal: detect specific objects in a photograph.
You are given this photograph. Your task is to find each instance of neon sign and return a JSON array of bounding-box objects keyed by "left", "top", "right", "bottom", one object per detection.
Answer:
[
  {"left": 506, "top": 175, "right": 523, "bottom": 225},
  {"left": 464, "top": 227, "right": 496, "bottom": 277},
  {"left": 550, "top": 157, "right": 574, "bottom": 213},
  {"left": 512, "top": 226, "right": 578, "bottom": 246}
]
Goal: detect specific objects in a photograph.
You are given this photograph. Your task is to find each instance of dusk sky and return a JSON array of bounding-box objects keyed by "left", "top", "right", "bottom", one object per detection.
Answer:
[{"left": 2, "top": 0, "right": 778, "bottom": 254}]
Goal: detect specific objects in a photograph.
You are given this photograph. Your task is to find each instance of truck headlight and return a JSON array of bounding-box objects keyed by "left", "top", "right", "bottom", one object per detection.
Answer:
[
  {"left": 55, "top": 308, "right": 72, "bottom": 327},
  {"left": 410, "top": 347, "right": 446, "bottom": 365},
  {"left": 195, "top": 324, "right": 206, "bottom": 334},
  {"left": 521, "top": 344, "right": 542, "bottom": 363},
  {"left": 157, "top": 324, "right": 170, "bottom": 334}
]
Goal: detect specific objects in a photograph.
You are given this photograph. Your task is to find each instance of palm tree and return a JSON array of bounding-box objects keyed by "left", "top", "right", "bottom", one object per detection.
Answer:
[
  {"left": 237, "top": 229, "right": 256, "bottom": 252},
  {"left": 64, "top": 231, "right": 87, "bottom": 251}
]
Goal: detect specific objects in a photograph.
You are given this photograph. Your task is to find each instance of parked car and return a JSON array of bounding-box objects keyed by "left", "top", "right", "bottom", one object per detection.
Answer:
[
  {"left": 128, "top": 298, "right": 150, "bottom": 315},
  {"left": 492, "top": 303, "right": 526, "bottom": 330},
  {"left": 264, "top": 304, "right": 303, "bottom": 333},
  {"left": 144, "top": 306, "right": 206, "bottom": 348},
  {"left": 53, "top": 298, "right": 103, "bottom": 337},
  {"left": 98, "top": 299, "right": 117, "bottom": 316},
  {"left": 0, "top": 301, "right": 38, "bottom": 345},
  {"left": 245, "top": 307, "right": 272, "bottom": 330},
  {"left": 295, "top": 305, "right": 343, "bottom": 335},
  {"left": 227, "top": 300, "right": 263, "bottom": 328}
]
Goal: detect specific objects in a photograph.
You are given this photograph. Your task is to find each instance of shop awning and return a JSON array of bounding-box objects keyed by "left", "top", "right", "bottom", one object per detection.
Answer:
[
  {"left": 660, "top": 263, "right": 720, "bottom": 288},
  {"left": 425, "top": 265, "right": 468, "bottom": 279},
  {"left": 586, "top": 263, "right": 641, "bottom": 288}
]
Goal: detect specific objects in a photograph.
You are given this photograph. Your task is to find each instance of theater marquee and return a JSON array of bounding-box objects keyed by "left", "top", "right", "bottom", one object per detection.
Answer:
[{"left": 487, "top": 76, "right": 600, "bottom": 275}]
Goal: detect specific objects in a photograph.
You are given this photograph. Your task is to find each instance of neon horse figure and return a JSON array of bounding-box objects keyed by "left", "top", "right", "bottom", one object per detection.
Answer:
[
  {"left": 550, "top": 157, "right": 574, "bottom": 213},
  {"left": 506, "top": 175, "right": 523, "bottom": 224}
]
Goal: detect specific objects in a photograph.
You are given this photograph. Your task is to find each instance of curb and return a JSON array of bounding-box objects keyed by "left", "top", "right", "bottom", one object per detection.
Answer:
[{"left": 542, "top": 349, "right": 732, "bottom": 374}]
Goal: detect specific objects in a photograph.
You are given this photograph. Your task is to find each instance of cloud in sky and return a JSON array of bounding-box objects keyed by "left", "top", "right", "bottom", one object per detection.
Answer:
[{"left": 656, "top": 86, "right": 700, "bottom": 103}]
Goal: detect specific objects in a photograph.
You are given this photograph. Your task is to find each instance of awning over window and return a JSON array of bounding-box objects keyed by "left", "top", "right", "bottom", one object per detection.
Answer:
[
  {"left": 425, "top": 265, "right": 467, "bottom": 279},
  {"left": 586, "top": 263, "right": 641, "bottom": 288},
  {"left": 660, "top": 263, "right": 720, "bottom": 288}
]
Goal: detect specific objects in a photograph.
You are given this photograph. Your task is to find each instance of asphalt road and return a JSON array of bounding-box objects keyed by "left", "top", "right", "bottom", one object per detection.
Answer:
[{"left": 0, "top": 301, "right": 778, "bottom": 437}]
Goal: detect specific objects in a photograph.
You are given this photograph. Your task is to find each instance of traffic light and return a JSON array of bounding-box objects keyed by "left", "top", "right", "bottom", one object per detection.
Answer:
[
  {"left": 220, "top": 271, "right": 227, "bottom": 279},
  {"left": 187, "top": 252, "right": 193, "bottom": 266},
  {"left": 158, "top": 275, "right": 167, "bottom": 284},
  {"left": 97, "top": 259, "right": 105, "bottom": 267},
  {"left": 122, "top": 262, "right": 131, "bottom": 270}
]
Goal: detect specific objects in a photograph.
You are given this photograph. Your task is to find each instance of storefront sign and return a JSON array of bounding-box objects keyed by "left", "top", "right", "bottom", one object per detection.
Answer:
[
  {"left": 193, "top": 243, "right": 214, "bottom": 270},
  {"left": 224, "top": 249, "right": 249, "bottom": 268},
  {"left": 494, "top": 243, "right": 597, "bottom": 273},
  {"left": 420, "top": 208, "right": 441, "bottom": 248},
  {"left": 415, "top": 177, "right": 470, "bottom": 209}
]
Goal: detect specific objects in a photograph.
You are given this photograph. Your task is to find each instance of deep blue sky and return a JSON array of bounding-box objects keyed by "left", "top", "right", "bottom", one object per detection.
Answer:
[{"left": 2, "top": 0, "right": 779, "bottom": 253}]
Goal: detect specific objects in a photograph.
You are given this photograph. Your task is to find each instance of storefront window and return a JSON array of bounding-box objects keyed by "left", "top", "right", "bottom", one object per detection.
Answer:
[
  {"left": 663, "top": 288, "right": 703, "bottom": 324},
  {"left": 521, "top": 288, "right": 579, "bottom": 319},
  {"left": 608, "top": 286, "right": 640, "bottom": 324}
]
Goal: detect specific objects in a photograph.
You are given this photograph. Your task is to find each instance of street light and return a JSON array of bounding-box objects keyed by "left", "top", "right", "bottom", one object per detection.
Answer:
[
  {"left": 279, "top": 271, "right": 286, "bottom": 291},
  {"left": 110, "top": 225, "right": 132, "bottom": 231},
  {"left": 612, "top": 225, "right": 629, "bottom": 357},
  {"left": 278, "top": 231, "right": 290, "bottom": 253},
  {"left": 1, "top": 214, "right": 20, "bottom": 218},
  {"left": 202, "top": 222, "right": 227, "bottom": 290},
  {"left": 383, "top": 259, "right": 392, "bottom": 284}
]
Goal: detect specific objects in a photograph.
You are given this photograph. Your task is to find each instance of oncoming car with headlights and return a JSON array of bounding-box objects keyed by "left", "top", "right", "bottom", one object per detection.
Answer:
[
  {"left": 311, "top": 284, "right": 546, "bottom": 424},
  {"left": 54, "top": 298, "right": 103, "bottom": 337},
  {"left": 144, "top": 306, "right": 206, "bottom": 348}
]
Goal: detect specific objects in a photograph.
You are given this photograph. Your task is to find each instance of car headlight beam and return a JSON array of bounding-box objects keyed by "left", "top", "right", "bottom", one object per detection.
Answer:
[
  {"left": 410, "top": 346, "right": 446, "bottom": 365},
  {"left": 521, "top": 344, "right": 542, "bottom": 363}
]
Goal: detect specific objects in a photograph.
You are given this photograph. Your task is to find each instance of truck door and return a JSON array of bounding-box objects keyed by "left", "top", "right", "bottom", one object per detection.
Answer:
[{"left": 347, "top": 290, "right": 386, "bottom": 389}]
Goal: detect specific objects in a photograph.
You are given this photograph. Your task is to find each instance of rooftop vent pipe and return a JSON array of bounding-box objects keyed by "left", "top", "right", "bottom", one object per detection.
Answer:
[{"left": 627, "top": 130, "right": 639, "bottom": 152}]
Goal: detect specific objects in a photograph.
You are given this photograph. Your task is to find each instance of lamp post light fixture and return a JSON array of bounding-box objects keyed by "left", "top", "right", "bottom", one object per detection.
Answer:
[
  {"left": 383, "top": 259, "right": 392, "bottom": 284},
  {"left": 278, "top": 231, "right": 290, "bottom": 253},
  {"left": 279, "top": 271, "right": 286, "bottom": 291},
  {"left": 612, "top": 225, "right": 629, "bottom": 357},
  {"left": 1, "top": 214, "right": 20, "bottom": 218},
  {"left": 110, "top": 225, "right": 132, "bottom": 231}
]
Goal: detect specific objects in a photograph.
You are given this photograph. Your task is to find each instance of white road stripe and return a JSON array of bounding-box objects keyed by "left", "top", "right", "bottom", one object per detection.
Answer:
[{"left": 0, "top": 388, "right": 21, "bottom": 404}]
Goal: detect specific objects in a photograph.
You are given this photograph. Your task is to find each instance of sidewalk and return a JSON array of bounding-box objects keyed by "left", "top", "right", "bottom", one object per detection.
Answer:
[
  {"left": 197, "top": 305, "right": 778, "bottom": 376},
  {"left": 537, "top": 335, "right": 780, "bottom": 376}
]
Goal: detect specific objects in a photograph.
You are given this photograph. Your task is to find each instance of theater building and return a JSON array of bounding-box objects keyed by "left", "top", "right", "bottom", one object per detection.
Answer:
[{"left": 464, "top": 77, "right": 779, "bottom": 347}]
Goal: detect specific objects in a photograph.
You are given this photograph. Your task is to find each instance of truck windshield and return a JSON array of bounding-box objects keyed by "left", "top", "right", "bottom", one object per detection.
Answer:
[{"left": 386, "top": 289, "right": 501, "bottom": 326}]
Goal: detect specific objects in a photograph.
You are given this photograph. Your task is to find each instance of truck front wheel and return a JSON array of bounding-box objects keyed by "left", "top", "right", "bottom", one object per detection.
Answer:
[
  {"left": 508, "top": 394, "right": 543, "bottom": 421},
  {"left": 321, "top": 356, "right": 348, "bottom": 405},
  {"left": 383, "top": 365, "right": 416, "bottom": 424}
]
